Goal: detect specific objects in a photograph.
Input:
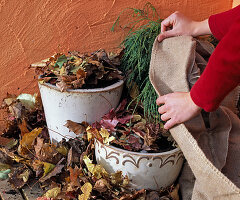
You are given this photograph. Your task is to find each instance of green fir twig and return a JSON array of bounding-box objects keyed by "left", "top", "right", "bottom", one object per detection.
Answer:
[{"left": 112, "top": 3, "right": 163, "bottom": 122}]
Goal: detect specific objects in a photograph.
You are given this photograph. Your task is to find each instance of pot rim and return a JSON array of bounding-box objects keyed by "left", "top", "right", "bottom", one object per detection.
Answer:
[
  {"left": 95, "top": 139, "right": 181, "bottom": 157},
  {"left": 38, "top": 76, "right": 124, "bottom": 94}
]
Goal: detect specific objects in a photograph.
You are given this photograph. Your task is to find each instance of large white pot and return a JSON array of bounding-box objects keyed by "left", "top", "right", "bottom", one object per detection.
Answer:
[
  {"left": 39, "top": 80, "right": 124, "bottom": 142},
  {"left": 95, "top": 139, "right": 184, "bottom": 190}
]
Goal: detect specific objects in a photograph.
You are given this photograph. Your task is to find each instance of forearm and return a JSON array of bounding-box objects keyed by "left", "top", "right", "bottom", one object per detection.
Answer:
[
  {"left": 190, "top": 17, "right": 240, "bottom": 112},
  {"left": 209, "top": 5, "right": 240, "bottom": 40},
  {"left": 192, "top": 19, "right": 212, "bottom": 37}
]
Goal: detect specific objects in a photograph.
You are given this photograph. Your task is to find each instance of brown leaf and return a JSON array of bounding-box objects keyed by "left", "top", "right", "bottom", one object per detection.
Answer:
[
  {"left": 94, "top": 178, "right": 110, "bottom": 193},
  {"left": 170, "top": 184, "right": 180, "bottom": 200},
  {"left": 64, "top": 120, "right": 86, "bottom": 135},
  {"left": 39, "top": 158, "right": 65, "bottom": 182},
  {"left": 86, "top": 126, "right": 103, "bottom": 143},
  {"left": 20, "top": 128, "right": 42, "bottom": 149},
  {"left": 9, "top": 166, "right": 32, "bottom": 189},
  {"left": 76, "top": 68, "right": 87, "bottom": 79},
  {"left": 144, "top": 127, "right": 158, "bottom": 148},
  {"left": 67, "top": 147, "right": 73, "bottom": 167},
  {"left": 146, "top": 191, "right": 160, "bottom": 200},
  {"left": 35, "top": 137, "right": 44, "bottom": 159},
  {"left": 119, "top": 189, "right": 146, "bottom": 200},
  {"left": 56, "top": 80, "right": 69, "bottom": 92},
  {"left": 18, "top": 119, "right": 29, "bottom": 136},
  {"left": 71, "top": 78, "right": 85, "bottom": 89},
  {"left": 0, "top": 136, "right": 12, "bottom": 147},
  {"left": 69, "top": 166, "right": 82, "bottom": 187}
]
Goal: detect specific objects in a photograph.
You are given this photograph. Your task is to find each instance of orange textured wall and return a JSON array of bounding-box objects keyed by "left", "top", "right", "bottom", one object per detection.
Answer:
[{"left": 0, "top": 0, "right": 233, "bottom": 123}]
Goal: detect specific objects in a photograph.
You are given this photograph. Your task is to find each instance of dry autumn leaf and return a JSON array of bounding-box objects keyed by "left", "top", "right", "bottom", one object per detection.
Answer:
[
  {"left": 9, "top": 167, "right": 32, "bottom": 189},
  {"left": 83, "top": 155, "right": 108, "bottom": 179},
  {"left": 86, "top": 126, "right": 103, "bottom": 142},
  {"left": 78, "top": 182, "right": 92, "bottom": 200},
  {"left": 94, "top": 178, "right": 110, "bottom": 193},
  {"left": 44, "top": 187, "right": 61, "bottom": 198},
  {"left": 170, "top": 184, "right": 180, "bottom": 200},
  {"left": 18, "top": 119, "right": 29, "bottom": 136},
  {"left": 20, "top": 128, "right": 43, "bottom": 149},
  {"left": 65, "top": 120, "right": 86, "bottom": 135},
  {"left": 99, "top": 128, "right": 115, "bottom": 145},
  {"left": 76, "top": 67, "right": 87, "bottom": 79},
  {"left": 39, "top": 158, "right": 65, "bottom": 182},
  {"left": 69, "top": 166, "right": 83, "bottom": 187}
]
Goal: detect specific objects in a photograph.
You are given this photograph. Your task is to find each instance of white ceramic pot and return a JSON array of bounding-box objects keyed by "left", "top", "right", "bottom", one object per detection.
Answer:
[
  {"left": 39, "top": 80, "right": 124, "bottom": 142},
  {"left": 95, "top": 139, "right": 184, "bottom": 190}
]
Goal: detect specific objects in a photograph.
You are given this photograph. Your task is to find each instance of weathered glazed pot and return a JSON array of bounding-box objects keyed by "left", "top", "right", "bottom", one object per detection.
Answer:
[
  {"left": 38, "top": 80, "right": 124, "bottom": 142},
  {"left": 95, "top": 139, "right": 184, "bottom": 190}
]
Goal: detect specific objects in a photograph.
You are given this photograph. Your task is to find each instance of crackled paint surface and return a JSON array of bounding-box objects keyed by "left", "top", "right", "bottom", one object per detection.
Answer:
[{"left": 0, "top": 0, "right": 233, "bottom": 124}]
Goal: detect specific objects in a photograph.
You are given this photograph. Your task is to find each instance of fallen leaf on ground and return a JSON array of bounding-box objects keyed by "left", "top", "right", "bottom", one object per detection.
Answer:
[
  {"left": 83, "top": 155, "right": 108, "bottom": 179},
  {"left": 9, "top": 167, "right": 31, "bottom": 188},
  {"left": 20, "top": 128, "right": 43, "bottom": 149},
  {"left": 40, "top": 158, "right": 65, "bottom": 182},
  {"left": 78, "top": 182, "right": 92, "bottom": 200},
  {"left": 94, "top": 178, "right": 110, "bottom": 193},
  {"left": 44, "top": 187, "right": 61, "bottom": 198},
  {"left": 65, "top": 120, "right": 86, "bottom": 135},
  {"left": 170, "top": 184, "right": 180, "bottom": 200}
]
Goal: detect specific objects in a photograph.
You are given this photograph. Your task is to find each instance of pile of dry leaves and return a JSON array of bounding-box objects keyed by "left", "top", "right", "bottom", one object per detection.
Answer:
[
  {"left": 66, "top": 99, "right": 175, "bottom": 153},
  {"left": 0, "top": 93, "right": 179, "bottom": 200},
  {"left": 32, "top": 50, "right": 124, "bottom": 92}
]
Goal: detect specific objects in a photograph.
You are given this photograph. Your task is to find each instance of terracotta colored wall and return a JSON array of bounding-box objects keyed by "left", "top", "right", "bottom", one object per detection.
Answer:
[{"left": 0, "top": 0, "right": 233, "bottom": 124}]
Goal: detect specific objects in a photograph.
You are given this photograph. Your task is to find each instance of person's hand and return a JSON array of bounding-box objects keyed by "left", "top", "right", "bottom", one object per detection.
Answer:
[
  {"left": 158, "top": 11, "right": 211, "bottom": 42},
  {"left": 156, "top": 92, "right": 201, "bottom": 129}
]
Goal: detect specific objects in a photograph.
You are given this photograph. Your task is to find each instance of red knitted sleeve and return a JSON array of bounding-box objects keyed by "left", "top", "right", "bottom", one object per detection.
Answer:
[
  {"left": 209, "top": 5, "right": 240, "bottom": 40},
  {"left": 190, "top": 17, "right": 240, "bottom": 112}
]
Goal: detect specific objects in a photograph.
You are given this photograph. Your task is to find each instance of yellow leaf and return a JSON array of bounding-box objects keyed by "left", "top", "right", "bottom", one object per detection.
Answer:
[
  {"left": 128, "top": 82, "right": 139, "bottom": 99},
  {"left": 110, "top": 171, "right": 129, "bottom": 187},
  {"left": 132, "top": 114, "right": 142, "bottom": 122},
  {"left": 38, "top": 80, "right": 44, "bottom": 84},
  {"left": 86, "top": 126, "right": 93, "bottom": 141},
  {"left": 99, "top": 128, "right": 115, "bottom": 145},
  {"left": 20, "top": 128, "right": 43, "bottom": 148},
  {"left": 78, "top": 182, "right": 92, "bottom": 200},
  {"left": 83, "top": 155, "right": 108, "bottom": 179},
  {"left": 44, "top": 187, "right": 61, "bottom": 198},
  {"left": 18, "top": 169, "right": 31, "bottom": 183},
  {"left": 42, "top": 162, "right": 55, "bottom": 177},
  {"left": 83, "top": 155, "right": 95, "bottom": 174},
  {"left": 92, "top": 165, "right": 106, "bottom": 179},
  {"left": 60, "top": 66, "right": 65, "bottom": 75},
  {"left": 56, "top": 145, "right": 68, "bottom": 156},
  {"left": 99, "top": 128, "right": 110, "bottom": 138}
]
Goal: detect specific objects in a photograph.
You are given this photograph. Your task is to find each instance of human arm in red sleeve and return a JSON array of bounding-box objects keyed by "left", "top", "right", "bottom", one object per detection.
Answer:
[
  {"left": 190, "top": 17, "right": 240, "bottom": 112},
  {"left": 209, "top": 5, "right": 240, "bottom": 40}
]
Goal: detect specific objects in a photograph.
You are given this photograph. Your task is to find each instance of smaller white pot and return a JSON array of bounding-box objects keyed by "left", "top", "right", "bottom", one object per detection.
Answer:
[
  {"left": 95, "top": 139, "right": 184, "bottom": 190},
  {"left": 39, "top": 80, "right": 124, "bottom": 142}
]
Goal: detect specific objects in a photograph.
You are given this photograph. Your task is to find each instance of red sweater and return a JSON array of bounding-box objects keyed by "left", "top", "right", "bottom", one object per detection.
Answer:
[{"left": 190, "top": 6, "right": 240, "bottom": 112}]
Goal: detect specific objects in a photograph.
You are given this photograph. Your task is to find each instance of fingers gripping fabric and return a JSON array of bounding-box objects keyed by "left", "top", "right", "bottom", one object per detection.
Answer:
[{"left": 149, "top": 36, "right": 240, "bottom": 199}]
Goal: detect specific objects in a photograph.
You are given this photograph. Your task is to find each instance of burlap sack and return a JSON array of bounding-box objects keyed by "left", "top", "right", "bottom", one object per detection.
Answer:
[{"left": 149, "top": 36, "right": 240, "bottom": 200}]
